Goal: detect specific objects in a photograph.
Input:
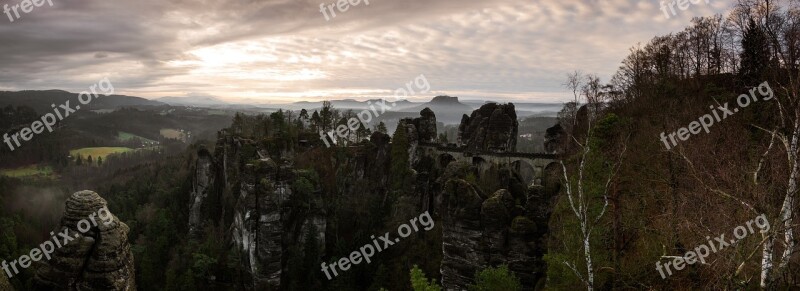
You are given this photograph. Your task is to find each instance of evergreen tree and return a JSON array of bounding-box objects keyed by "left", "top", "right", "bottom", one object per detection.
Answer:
[
  {"left": 321, "top": 101, "right": 334, "bottom": 131},
  {"left": 740, "top": 18, "right": 770, "bottom": 84},
  {"left": 375, "top": 121, "right": 388, "bottom": 134},
  {"left": 299, "top": 109, "right": 309, "bottom": 122},
  {"left": 311, "top": 110, "right": 321, "bottom": 131},
  {"left": 356, "top": 123, "right": 372, "bottom": 143}
]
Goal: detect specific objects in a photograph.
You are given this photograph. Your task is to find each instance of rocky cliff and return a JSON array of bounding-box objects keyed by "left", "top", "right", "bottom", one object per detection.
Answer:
[
  {"left": 436, "top": 163, "right": 556, "bottom": 290},
  {"left": 33, "top": 190, "right": 136, "bottom": 291},
  {"left": 458, "top": 103, "right": 519, "bottom": 153},
  {"left": 187, "top": 104, "right": 558, "bottom": 290}
]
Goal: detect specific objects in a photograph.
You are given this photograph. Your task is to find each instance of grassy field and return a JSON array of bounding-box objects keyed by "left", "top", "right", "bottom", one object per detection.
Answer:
[
  {"left": 69, "top": 147, "right": 134, "bottom": 159},
  {"left": 117, "top": 131, "right": 157, "bottom": 143},
  {"left": 0, "top": 164, "right": 54, "bottom": 178},
  {"left": 160, "top": 129, "right": 186, "bottom": 140}
]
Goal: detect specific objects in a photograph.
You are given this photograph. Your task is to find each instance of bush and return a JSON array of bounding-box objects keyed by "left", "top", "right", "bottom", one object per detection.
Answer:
[
  {"left": 469, "top": 265, "right": 521, "bottom": 291},
  {"left": 410, "top": 265, "right": 442, "bottom": 291}
]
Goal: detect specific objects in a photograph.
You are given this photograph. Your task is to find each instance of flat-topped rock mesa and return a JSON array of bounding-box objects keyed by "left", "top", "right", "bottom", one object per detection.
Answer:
[{"left": 33, "top": 190, "right": 136, "bottom": 291}]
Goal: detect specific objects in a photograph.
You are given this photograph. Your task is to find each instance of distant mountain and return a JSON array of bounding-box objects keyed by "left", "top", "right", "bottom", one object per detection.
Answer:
[
  {"left": 367, "top": 99, "right": 416, "bottom": 110},
  {"left": 156, "top": 96, "right": 228, "bottom": 106},
  {"left": 0, "top": 90, "right": 165, "bottom": 113},
  {"left": 269, "top": 98, "right": 418, "bottom": 112},
  {"left": 402, "top": 96, "right": 475, "bottom": 124},
  {"left": 407, "top": 95, "right": 473, "bottom": 112}
]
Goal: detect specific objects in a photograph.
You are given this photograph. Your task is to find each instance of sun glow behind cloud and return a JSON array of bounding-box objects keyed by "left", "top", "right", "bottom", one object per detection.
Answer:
[{"left": 0, "top": 0, "right": 731, "bottom": 104}]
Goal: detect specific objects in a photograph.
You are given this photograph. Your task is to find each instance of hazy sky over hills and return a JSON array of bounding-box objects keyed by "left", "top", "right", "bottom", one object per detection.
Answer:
[{"left": 0, "top": 0, "right": 729, "bottom": 103}]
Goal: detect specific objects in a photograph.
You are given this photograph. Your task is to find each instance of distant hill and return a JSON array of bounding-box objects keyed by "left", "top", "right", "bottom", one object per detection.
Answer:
[
  {"left": 268, "top": 98, "right": 417, "bottom": 112},
  {"left": 0, "top": 90, "right": 165, "bottom": 113},
  {"left": 156, "top": 96, "right": 228, "bottom": 106}
]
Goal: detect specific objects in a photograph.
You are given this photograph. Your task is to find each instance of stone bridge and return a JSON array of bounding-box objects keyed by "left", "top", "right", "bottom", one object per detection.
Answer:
[{"left": 419, "top": 143, "right": 560, "bottom": 187}]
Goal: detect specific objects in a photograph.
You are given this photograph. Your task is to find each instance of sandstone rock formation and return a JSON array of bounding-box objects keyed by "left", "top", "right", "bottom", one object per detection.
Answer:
[
  {"left": 438, "top": 163, "right": 555, "bottom": 290},
  {"left": 189, "top": 106, "right": 557, "bottom": 290},
  {"left": 458, "top": 103, "right": 519, "bottom": 153},
  {"left": 400, "top": 107, "right": 438, "bottom": 144},
  {"left": 1, "top": 272, "right": 13, "bottom": 291},
  {"left": 544, "top": 123, "right": 565, "bottom": 154},
  {"left": 188, "top": 147, "right": 215, "bottom": 237},
  {"left": 198, "top": 132, "right": 329, "bottom": 290},
  {"left": 33, "top": 190, "right": 136, "bottom": 291},
  {"left": 398, "top": 108, "right": 438, "bottom": 166}
]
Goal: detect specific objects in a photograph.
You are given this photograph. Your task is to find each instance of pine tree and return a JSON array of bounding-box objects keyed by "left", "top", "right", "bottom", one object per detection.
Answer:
[
  {"left": 311, "top": 111, "right": 321, "bottom": 131},
  {"left": 375, "top": 121, "right": 388, "bottom": 134},
  {"left": 740, "top": 18, "right": 770, "bottom": 84}
]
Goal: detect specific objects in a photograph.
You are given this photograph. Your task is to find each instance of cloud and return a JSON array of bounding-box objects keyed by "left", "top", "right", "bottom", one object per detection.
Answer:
[{"left": 0, "top": 0, "right": 732, "bottom": 103}]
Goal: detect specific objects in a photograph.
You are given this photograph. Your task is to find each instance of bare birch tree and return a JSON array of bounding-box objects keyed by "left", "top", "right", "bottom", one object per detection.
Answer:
[{"left": 560, "top": 72, "right": 628, "bottom": 290}]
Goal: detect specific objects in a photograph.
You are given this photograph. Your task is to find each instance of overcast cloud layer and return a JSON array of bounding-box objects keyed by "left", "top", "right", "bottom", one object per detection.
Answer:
[{"left": 0, "top": 0, "right": 731, "bottom": 103}]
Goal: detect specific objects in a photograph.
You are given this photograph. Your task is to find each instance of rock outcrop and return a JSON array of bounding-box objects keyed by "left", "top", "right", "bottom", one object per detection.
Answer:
[
  {"left": 544, "top": 123, "right": 565, "bottom": 154},
  {"left": 438, "top": 163, "right": 555, "bottom": 290},
  {"left": 194, "top": 132, "right": 330, "bottom": 290},
  {"left": 1, "top": 272, "right": 13, "bottom": 291},
  {"left": 398, "top": 108, "right": 438, "bottom": 166},
  {"left": 189, "top": 104, "right": 557, "bottom": 290},
  {"left": 400, "top": 107, "right": 438, "bottom": 144},
  {"left": 188, "top": 147, "right": 215, "bottom": 236},
  {"left": 458, "top": 103, "right": 519, "bottom": 153},
  {"left": 33, "top": 190, "right": 136, "bottom": 291}
]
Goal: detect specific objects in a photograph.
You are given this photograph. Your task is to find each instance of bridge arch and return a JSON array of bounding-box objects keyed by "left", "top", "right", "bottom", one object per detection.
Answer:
[{"left": 438, "top": 153, "right": 455, "bottom": 168}]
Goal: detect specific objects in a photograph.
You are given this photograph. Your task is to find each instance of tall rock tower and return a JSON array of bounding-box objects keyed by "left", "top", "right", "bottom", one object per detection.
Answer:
[{"left": 33, "top": 190, "right": 136, "bottom": 291}]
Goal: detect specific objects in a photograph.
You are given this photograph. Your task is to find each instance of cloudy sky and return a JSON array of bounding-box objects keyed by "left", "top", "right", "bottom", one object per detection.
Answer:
[{"left": 0, "top": 0, "right": 730, "bottom": 103}]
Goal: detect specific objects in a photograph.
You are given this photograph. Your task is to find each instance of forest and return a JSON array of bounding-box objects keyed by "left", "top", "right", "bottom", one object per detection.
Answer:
[{"left": 1, "top": 0, "right": 799, "bottom": 290}]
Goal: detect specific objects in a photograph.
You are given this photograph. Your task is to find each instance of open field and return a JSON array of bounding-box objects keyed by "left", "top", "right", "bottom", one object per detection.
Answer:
[
  {"left": 160, "top": 128, "right": 186, "bottom": 141},
  {"left": 0, "top": 164, "right": 54, "bottom": 178},
  {"left": 69, "top": 147, "right": 134, "bottom": 160}
]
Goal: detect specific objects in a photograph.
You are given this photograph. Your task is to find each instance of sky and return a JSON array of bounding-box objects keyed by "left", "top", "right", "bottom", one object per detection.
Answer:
[{"left": 0, "top": 0, "right": 731, "bottom": 104}]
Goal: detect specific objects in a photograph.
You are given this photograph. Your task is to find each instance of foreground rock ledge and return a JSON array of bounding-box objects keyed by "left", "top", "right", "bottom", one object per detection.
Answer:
[{"left": 33, "top": 190, "right": 136, "bottom": 291}]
